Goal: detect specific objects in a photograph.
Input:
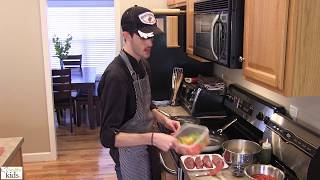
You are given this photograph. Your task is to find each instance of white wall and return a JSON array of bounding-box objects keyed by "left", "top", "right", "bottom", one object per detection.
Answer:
[
  {"left": 0, "top": 0, "right": 56, "bottom": 161},
  {"left": 214, "top": 64, "right": 320, "bottom": 135},
  {"left": 115, "top": 0, "right": 167, "bottom": 53}
]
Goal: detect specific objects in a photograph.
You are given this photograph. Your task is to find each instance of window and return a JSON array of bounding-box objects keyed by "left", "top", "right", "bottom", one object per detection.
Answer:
[{"left": 48, "top": 0, "right": 115, "bottom": 74}]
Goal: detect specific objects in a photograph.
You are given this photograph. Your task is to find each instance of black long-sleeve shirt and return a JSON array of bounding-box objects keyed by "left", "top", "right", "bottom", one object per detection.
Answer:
[{"left": 98, "top": 51, "right": 156, "bottom": 149}]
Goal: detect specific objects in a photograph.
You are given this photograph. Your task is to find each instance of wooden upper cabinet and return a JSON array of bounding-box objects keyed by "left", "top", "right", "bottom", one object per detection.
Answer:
[
  {"left": 243, "top": 0, "right": 320, "bottom": 96},
  {"left": 186, "top": 0, "right": 194, "bottom": 55},
  {"left": 167, "top": 0, "right": 186, "bottom": 8},
  {"left": 243, "top": 0, "right": 289, "bottom": 91},
  {"left": 166, "top": 16, "right": 179, "bottom": 48}
]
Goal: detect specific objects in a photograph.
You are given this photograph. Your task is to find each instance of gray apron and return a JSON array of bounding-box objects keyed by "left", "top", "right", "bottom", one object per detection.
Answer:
[{"left": 118, "top": 50, "right": 154, "bottom": 180}]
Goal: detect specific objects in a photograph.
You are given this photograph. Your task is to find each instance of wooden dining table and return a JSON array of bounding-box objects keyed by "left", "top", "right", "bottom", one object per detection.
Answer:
[{"left": 71, "top": 67, "right": 96, "bottom": 129}]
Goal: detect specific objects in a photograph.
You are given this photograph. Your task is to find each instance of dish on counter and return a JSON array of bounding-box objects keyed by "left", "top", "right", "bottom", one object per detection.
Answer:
[{"left": 180, "top": 154, "right": 228, "bottom": 171}]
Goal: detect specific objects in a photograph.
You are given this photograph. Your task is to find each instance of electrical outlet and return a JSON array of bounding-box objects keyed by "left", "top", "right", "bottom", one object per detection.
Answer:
[{"left": 289, "top": 105, "right": 298, "bottom": 120}]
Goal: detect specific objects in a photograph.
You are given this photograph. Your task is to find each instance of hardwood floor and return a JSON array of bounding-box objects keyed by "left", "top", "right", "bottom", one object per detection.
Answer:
[{"left": 24, "top": 125, "right": 117, "bottom": 180}]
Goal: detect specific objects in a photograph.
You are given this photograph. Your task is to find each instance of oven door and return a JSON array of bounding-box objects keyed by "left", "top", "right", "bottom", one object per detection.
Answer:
[
  {"left": 194, "top": 12, "right": 220, "bottom": 62},
  {"left": 159, "top": 150, "right": 183, "bottom": 180}
]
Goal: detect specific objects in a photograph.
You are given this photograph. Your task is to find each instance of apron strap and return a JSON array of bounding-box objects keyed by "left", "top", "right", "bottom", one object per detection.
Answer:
[{"left": 120, "top": 50, "right": 138, "bottom": 81}]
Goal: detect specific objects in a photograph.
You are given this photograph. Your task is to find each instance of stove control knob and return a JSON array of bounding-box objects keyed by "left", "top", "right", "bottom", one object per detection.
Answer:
[{"left": 256, "top": 112, "right": 264, "bottom": 120}]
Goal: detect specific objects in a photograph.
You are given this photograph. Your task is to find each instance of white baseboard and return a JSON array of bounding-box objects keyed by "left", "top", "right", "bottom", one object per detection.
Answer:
[{"left": 23, "top": 151, "right": 57, "bottom": 162}]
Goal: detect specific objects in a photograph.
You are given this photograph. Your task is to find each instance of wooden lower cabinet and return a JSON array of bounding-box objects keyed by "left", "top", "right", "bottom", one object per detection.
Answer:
[
  {"left": 4, "top": 147, "right": 23, "bottom": 166},
  {"left": 160, "top": 151, "right": 177, "bottom": 180},
  {"left": 186, "top": 0, "right": 194, "bottom": 55},
  {"left": 243, "top": 0, "right": 320, "bottom": 96}
]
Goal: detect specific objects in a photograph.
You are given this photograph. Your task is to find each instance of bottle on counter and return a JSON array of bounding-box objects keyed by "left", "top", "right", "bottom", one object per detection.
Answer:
[{"left": 260, "top": 139, "right": 272, "bottom": 164}]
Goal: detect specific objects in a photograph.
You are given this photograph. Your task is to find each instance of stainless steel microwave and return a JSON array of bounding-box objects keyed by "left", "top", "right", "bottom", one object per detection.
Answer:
[{"left": 193, "top": 0, "right": 244, "bottom": 69}]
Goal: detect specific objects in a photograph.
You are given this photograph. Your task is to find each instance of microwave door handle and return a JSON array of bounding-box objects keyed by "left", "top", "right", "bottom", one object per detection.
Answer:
[
  {"left": 218, "top": 21, "right": 223, "bottom": 60},
  {"left": 210, "top": 15, "right": 219, "bottom": 61}
]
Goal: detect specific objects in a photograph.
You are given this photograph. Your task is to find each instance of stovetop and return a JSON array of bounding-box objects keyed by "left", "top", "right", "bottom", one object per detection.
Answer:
[
  {"left": 160, "top": 83, "right": 320, "bottom": 179},
  {"left": 182, "top": 84, "right": 300, "bottom": 179}
]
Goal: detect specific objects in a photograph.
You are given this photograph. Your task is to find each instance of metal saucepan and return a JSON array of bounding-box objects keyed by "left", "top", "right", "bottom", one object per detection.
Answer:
[
  {"left": 222, "top": 139, "right": 262, "bottom": 176},
  {"left": 202, "top": 118, "right": 238, "bottom": 152}
]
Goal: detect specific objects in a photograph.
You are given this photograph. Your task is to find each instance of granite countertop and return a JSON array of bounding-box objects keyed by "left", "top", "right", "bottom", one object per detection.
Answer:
[
  {"left": 184, "top": 167, "right": 247, "bottom": 180},
  {"left": 158, "top": 106, "right": 190, "bottom": 117},
  {"left": 0, "top": 137, "right": 24, "bottom": 166}
]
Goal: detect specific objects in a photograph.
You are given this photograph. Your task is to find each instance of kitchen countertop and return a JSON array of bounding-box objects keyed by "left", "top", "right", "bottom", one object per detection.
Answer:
[
  {"left": 157, "top": 106, "right": 247, "bottom": 180},
  {"left": 0, "top": 137, "right": 24, "bottom": 166},
  {"left": 184, "top": 167, "right": 247, "bottom": 180},
  {"left": 158, "top": 105, "right": 190, "bottom": 117}
]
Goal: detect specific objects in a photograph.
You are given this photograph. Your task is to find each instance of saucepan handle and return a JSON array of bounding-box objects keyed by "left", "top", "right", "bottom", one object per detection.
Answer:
[{"left": 217, "top": 118, "right": 238, "bottom": 134}]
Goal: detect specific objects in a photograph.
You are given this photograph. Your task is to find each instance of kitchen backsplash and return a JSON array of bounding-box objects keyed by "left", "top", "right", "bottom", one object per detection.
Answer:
[
  {"left": 213, "top": 63, "right": 320, "bottom": 136},
  {"left": 149, "top": 33, "right": 213, "bottom": 100}
]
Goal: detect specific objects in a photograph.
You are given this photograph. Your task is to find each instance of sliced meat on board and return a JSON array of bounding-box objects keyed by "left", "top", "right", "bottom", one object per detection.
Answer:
[
  {"left": 184, "top": 157, "right": 195, "bottom": 169},
  {"left": 194, "top": 156, "right": 204, "bottom": 169},
  {"left": 202, "top": 155, "right": 213, "bottom": 168}
]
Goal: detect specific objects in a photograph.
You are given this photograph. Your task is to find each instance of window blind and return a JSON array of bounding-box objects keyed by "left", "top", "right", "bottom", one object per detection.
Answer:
[{"left": 48, "top": 1, "right": 116, "bottom": 74}]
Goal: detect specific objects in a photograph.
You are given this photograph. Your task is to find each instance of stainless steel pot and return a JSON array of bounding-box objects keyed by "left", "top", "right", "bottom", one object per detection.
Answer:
[
  {"left": 222, "top": 139, "right": 262, "bottom": 176},
  {"left": 244, "top": 164, "right": 285, "bottom": 180}
]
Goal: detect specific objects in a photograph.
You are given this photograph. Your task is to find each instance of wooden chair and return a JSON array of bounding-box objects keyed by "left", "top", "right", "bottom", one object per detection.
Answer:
[
  {"left": 52, "top": 69, "right": 75, "bottom": 133},
  {"left": 75, "top": 80, "right": 101, "bottom": 127},
  {"left": 62, "top": 55, "right": 82, "bottom": 71}
]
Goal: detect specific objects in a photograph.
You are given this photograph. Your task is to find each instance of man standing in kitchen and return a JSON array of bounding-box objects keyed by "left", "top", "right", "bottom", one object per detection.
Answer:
[{"left": 98, "top": 5, "right": 185, "bottom": 180}]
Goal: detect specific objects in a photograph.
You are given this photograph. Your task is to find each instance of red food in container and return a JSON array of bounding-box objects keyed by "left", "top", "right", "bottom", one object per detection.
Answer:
[{"left": 251, "top": 174, "right": 276, "bottom": 180}]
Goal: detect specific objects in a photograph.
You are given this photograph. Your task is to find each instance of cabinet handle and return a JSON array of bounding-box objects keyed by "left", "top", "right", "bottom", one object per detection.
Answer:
[{"left": 239, "top": 56, "right": 246, "bottom": 62}]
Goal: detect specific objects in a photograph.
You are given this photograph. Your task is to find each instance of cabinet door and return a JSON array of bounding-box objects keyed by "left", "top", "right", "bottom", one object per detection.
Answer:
[
  {"left": 243, "top": 0, "right": 289, "bottom": 91},
  {"left": 166, "top": 16, "right": 179, "bottom": 48},
  {"left": 186, "top": 0, "right": 194, "bottom": 55},
  {"left": 167, "top": 0, "right": 175, "bottom": 6},
  {"left": 175, "top": 0, "right": 186, "bottom": 4},
  {"left": 167, "top": 0, "right": 186, "bottom": 7}
]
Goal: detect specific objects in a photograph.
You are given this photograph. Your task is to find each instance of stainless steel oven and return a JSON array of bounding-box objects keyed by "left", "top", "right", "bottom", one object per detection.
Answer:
[{"left": 193, "top": 0, "right": 244, "bottom": 68}]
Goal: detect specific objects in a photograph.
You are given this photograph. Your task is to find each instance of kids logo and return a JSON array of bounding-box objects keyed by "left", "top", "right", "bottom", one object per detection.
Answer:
[{"left": 1, "top": 167, "right": 23, "bottom": 179}]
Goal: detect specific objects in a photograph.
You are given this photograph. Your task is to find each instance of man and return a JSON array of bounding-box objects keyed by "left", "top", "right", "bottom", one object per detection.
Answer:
[{"left": 98, "top": 5, "right": 185, "bottom": 180}]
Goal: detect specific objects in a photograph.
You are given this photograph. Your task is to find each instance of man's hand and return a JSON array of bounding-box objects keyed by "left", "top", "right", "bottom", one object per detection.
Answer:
[
  {"left": 152, "top": 133, "right": 178, "bottom": 151},
  {"left": 162, "top": 116, "right": 181, "bottom": 133},
  {"left": 152, "top": 109, "right": 181, "bottom": 133}
]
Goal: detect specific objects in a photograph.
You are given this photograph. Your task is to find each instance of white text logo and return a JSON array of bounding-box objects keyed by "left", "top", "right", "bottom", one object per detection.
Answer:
[{"left": 1, "top": 167, "right": 23, "bottom": 179}]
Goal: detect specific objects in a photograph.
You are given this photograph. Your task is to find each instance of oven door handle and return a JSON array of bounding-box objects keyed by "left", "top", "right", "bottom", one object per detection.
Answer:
[
  {"left": 210, "top": 15, "right": 219, "bottom": 61},
  {"left": 159, "top": 153, "right": 178, "bottom": 175}
]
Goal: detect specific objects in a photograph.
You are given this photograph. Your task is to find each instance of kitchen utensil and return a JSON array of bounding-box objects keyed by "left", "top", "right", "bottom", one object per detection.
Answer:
[
  {"left": 212, "top": 118, "right": 237, "bottom": 135},
  {"left": 222, "top": 139, "right": 262, "bottom": 176},
  {"left": 171, "top": 67, "right": 183, "bottom": 105},
  {"left": 244, "top": 164, "right": 285, "bottom": 180},
  {"left": 202, "top": 118, "right": 237, "bottom": 152}
]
